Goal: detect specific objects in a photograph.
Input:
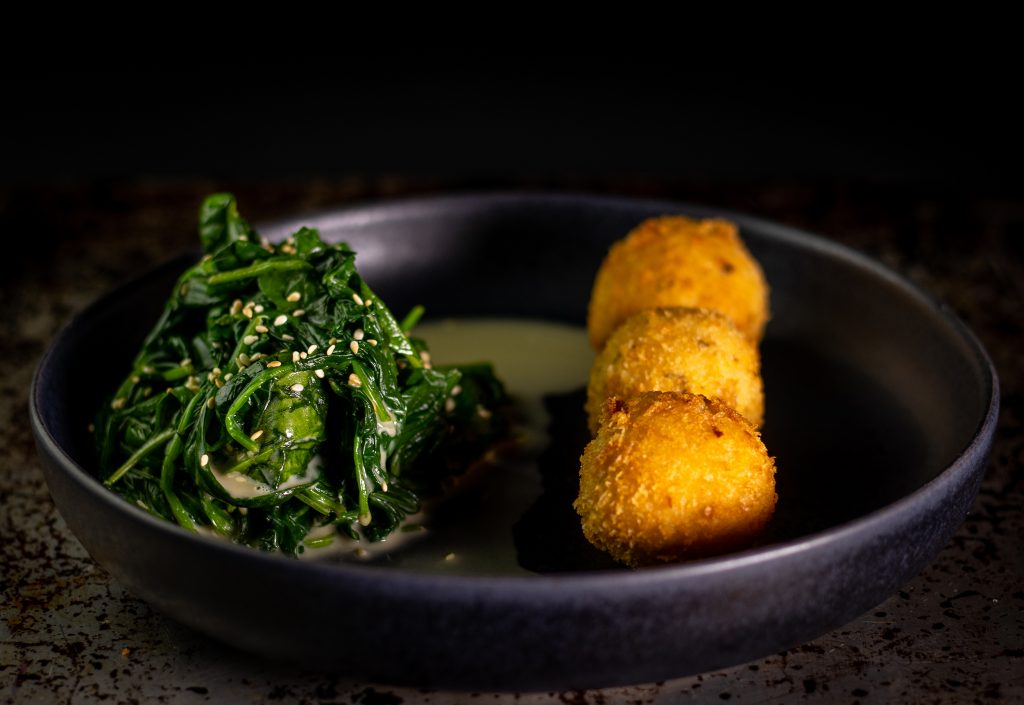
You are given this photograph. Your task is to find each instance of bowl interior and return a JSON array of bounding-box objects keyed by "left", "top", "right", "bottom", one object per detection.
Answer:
[{"left": 40, "top": 194, "right": 991, "bottom": 574}]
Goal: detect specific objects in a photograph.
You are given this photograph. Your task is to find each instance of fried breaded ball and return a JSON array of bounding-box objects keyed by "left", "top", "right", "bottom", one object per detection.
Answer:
[
  {"left": 586, "top": 307, "right": 764, "bottom": 435},
  {"left": 587, "top": 216, "right": 770, "bottom": 349},
  {"left": 575, "top": 392, "right": 776, "bottom": 567}
]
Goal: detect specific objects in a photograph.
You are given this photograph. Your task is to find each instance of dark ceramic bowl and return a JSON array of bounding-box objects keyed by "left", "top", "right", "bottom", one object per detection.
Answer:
[{"left": 31, "top": 193, "right": 998, "bottom": 691}]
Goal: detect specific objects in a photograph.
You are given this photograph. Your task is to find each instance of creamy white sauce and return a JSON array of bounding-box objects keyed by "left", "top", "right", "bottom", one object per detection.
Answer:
[{"left": 303, "top": 318, "right": 593, "bottom": 574}]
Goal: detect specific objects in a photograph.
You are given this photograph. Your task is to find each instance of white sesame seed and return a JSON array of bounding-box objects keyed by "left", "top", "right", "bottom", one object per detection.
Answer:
[
  {"left": 477, "top": 405, "right": 492, "bottom": 419},
  {"left": 352, "top": 293, "right": 364, "bottom": 306},
  {"left": 242, "top": 307, "right": 253, "bottom": 319},
  {"left": 353, "top": 328, "right": 365, "bottom": 341},
  {"left": 131, "top": 375, "right": 140, "bottom": 384},
  {"left": 326, "top": 344, "right": 336, "bottom": 356},
  {"left": 243, "top": 335, "right": 259, "bottom": 345},
  {"left": 254, "top": 305, "right": 265, "bottom": 313},
  {"left": 237, "top": 354, "right": 250, "bottom": 367},
  {"left": 223, "top": 373, "right": 233, "bottom": 381},
  {"left": 365, "top": 298, "right": 373, "bottom": 307},
  {"left": 238, "top": 235, "right": 248, "bottom": 242},
  {"left": 314, "top": 369, "right": 325, "bottom": 379},
  {"left": 367, "top": 339, "right": 378, "bottom": 346},
  {"left": 110, "top": 398, "right": 126, "bottom": 410},
  {"left": 445, "top": 398, "right": 456, "bottom": 413},
  {"left": 230, "top": 300, "right": 243, "bottom": 315},
  {"left": 287, "top": 291, "right": 301, "bottom": 302},
  {"left": 250, "top": 430, "right": 263, "bottom": 441},
  {"left": 207, "top": 397, "right": 216, "bottom": 409},
  {"left": 444, "top": 552, "right": 456, "bottom": 561},
  {"left": 348, "top": 373, "right": 362, "bottom": 388},
  {"left": 451, "top": 385, "right": 462, "bottom": 396},
  {"left": 307, "top": 344, "right": 318, "bottom": 355},
  {"left": 274, "top": 315, "right": 288, "bottom": 326},
  {"left": 212, "top": 367, "right": 222, "bottom": 376},
  {"left": 291, "top": 383, "right": 305, "bottom": 393},
  {"left": 292, "top": 351, "right": 300, "bottom": 363},
  {"left": 350, "top": 341, "right": 359, "bottom": 354},
  {"left": 249, "top": 353, "right": 263, "bottom": 362},
  {"left": 299, "top": 351, "right": 308, "bottom": 360},
  {"left": 328, "top": 337, "right": 337, "bottom": 345},
  {"left": 200, "top": 453, "right": 209, "bottom": 467},
  {"left": 292, "top": 309, "right": 305, "bottom": 317},
  {"left": 267, "top": 361, "right": 282, "bottom": 368},
  {"left": 281, "top": 334, "right": 295, "bottom": 341},
  {"left": 214, "top": 379, "right": 224, "bottom": 388},
  {"left": 180, "top": 358, "right": 192, "bottom": 367},
  {"left": 255, "top": 325, "right": 269, "bottom": 334}
]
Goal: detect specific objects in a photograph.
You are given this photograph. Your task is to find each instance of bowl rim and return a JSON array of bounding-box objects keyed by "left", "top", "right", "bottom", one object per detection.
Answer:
[{"left": 30, "top": 190, "right": 1001, "bottom": 595}]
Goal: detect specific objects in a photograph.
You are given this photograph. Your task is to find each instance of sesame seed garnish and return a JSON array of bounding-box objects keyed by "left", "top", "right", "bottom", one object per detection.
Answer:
[
  {"left": 267, "top": 361, "right": 282, "bottom": 368},
  {"left": 444, "top": 552, "right": 456, "bottom": 561},
  {"left": 212, "top": 367, "right": 222, "bottom": 376},
  {"left": 223, "top": 373, "right": 233, "bottom": 381},
  {"left": 214, "top": 379, "right": 224, "bottom": 388},
  {"left": 274, "top": 314, "right": 288, "bottom": 326},
  {"left": 111, "top": 398, "right": 126, "bottom": 410},
  {"left": 143, "top": 387, "right": 153, "bottom": 397},
  {"left": 326, "top": 344, "right": 336, "bottom": 356},
  {"left": 131, "top": 375, "right": 140, "bottom": 384},
  {"left": 451, "top": 385, "right": 462, "bottom": 396},
  {"left": 365, "top": 298, "right": 373, "bottom": 307},
  {"left": 237, "top": 353, "right": 251, "bottom": 368},
  {"left": 292, "top": 351, "right": 300, "bottom": 363},
  {"left": 348, "top": 373, "right": 362, "bottom": 387},
  {"left": 301, "top": 351, "right": 309, "bottom": 360},
  {"left": 352, "top": 293, "right": 364, "bottom": 306},
  {"left": 307, "top": 344, "right": 318, "bottom": 354},
  {"left": 350, "top": 341, "right": 359, "bottom": 354},
  {"left": 243, "top": 335, "right": 259, "bottom": 345},
  {"left": 254, "top": 304, "right": 265, "bottom": 314},
  {"left": 242, "top": 306, "right": 254, "bottom": 319},
  {"left": 200, "top": 454, "right": 209, "bottom": 468},
  {"left": 329, "top": 337, "right": 338, "bottom": 345},
  {"left": 142, "top": 365, "right": 155, "bottom": 374},
  {"left": 207, "top": 397, "right": 216, "bottom": 409},
  {"left": 255, "top": 324, "right": 269, "bottom": 333},
  {"left": 250, "top": 430, "right": 263, "bottom": 441},
  {"left": 238, "top": 235, "right": 248, "bottom": 242},
  {"left": 292, "top": 309, "right": 305, "bottom": 317},
  {"left": 249, "top": 353, "right": 263, "bottom": 362},
  {"left": 477, "top": 405, "right": 492, "bottom": 419},
  {"left": 287, "top": 291, "right": 301, "bottom": 302},
  {"left": 230, "top": 300, "right": 243, "bottom": 315},
  {"left": 445, "top": 398, "right": 456, "bottom": 413},
  {"left": 381, "top": 481, "right": 389, "bottom": 492},
  {"left": 180, "top": 358, "right": 192, "bottom": 367},
  {"left": 367, "top": 339, "right": 378, "bottom": 346},
  {"left": 353, "top": 328, "right": 365, "bottom": 341},
  {"left": 281, "top": 334, "right": 294, "bottom": 341},
  {"left": 290, "top": 383, "right": 305, "bottom": 393},
  {"left": 179, "top": 283, "right": 189, "bottom": 296},
  {"left": 314, "top": 369, "right": 325, "bottom": 379}
]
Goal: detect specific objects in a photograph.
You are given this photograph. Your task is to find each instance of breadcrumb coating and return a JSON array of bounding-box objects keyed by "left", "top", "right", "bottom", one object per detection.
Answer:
[
  {"left": 586, "top": 307, "right": 764, "bottom": 434},
  {"left": 587, "top": 216, "right": 769, "bottom": 350},
  {"left": 575, "top": 392, "right": 776, "bottom": 567}
]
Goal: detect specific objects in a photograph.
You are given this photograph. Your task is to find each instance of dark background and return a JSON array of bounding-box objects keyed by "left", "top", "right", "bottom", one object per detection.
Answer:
[{"left": 3, "top": 64, "right": 1019, "bottom": 192}]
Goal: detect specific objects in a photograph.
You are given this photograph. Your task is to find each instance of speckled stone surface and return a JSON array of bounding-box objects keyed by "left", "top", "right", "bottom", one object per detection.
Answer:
[{"left": 3, "top": 180, "right": 1022, "bottom": 704}]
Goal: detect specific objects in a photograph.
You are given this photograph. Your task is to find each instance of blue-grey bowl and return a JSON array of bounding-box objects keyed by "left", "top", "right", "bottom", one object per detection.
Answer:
[{"left": 30, "top": 193, "right": 999, "bottom": 690}]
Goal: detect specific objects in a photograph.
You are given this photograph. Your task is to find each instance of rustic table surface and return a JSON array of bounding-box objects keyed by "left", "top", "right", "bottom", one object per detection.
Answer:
[{"left": 2, "top": 179, "right": 1021, "bottom": 704}]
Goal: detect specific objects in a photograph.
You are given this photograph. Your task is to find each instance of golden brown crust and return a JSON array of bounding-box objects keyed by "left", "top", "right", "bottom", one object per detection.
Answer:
[
  {"left": 587, "top": 216, "right": 770, "bottom": 350},
  {"left": 575, "top": 392, "right": 777, "bottom": 567},
  {"left": 586, "top": 307, "right": 764, "bottom": 434}
]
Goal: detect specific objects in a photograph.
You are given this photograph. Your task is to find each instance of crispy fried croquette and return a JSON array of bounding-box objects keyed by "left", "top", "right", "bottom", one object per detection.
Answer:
[
  {"left": 575, "top": 392, "right": 776, "bottom": 567},
  {"left": 586, "top": 307, "right": 764, "bottom": 434},
  {"left": 587, "top": 216, "right": 770, "bottom": 349}
]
